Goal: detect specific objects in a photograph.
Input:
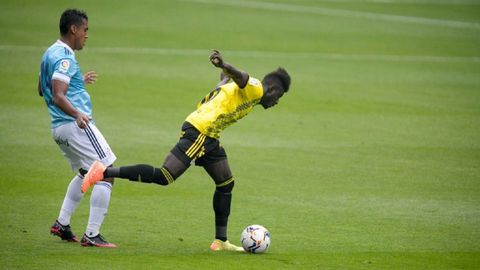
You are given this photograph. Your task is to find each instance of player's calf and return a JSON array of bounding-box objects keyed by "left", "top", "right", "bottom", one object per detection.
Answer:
[
  {"left": 109, "top": 164, "right": 176, "bottom": 186},
  {"left": 213, "top": 177, "right": 235, "bottom": 241}
]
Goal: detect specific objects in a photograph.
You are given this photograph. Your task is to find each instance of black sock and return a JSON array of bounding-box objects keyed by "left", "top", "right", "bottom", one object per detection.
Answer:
[
  {"left": 213, "top": 190, "right": 231, "bottom": 241},
  {"left": 104, "top": 167, "right": 119, "bottom": 178},
  {"left": 215, "top": 226, "right": 227, "bottom": 241},
  {"left": 105, "top": 164, "right": 172, "bottom": 185}
]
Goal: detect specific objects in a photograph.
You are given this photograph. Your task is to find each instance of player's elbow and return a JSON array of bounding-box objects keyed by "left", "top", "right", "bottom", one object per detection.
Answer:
[
  {"left": 52, "top": 94, "right": 65, "bottom": 106},
  {"left": 235, "top": 72, "right": 249, "bottom": 89}
]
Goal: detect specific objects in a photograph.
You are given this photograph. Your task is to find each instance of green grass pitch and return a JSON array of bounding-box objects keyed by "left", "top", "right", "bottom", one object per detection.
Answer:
[{"left": 1, "top": 0, "right": 479, "bottom": 269}]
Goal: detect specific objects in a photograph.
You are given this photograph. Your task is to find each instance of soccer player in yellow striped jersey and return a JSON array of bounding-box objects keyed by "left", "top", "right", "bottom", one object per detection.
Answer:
[{"left": 81, "top": 50, "right": 291, "bottom": 252}]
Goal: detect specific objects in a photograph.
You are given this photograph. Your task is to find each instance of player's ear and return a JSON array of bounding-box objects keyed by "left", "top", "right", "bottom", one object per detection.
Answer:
[{"left": 70, "top": 24, "right": 77, "bottom": 35}]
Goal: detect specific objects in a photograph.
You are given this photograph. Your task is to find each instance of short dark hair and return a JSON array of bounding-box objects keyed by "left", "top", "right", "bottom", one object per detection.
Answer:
[
  {"left": 263, "top": 67, "right": 291, "bottom": 92},
  {"left": 59, "top": 9, "right": 88, "bottom": 36}
]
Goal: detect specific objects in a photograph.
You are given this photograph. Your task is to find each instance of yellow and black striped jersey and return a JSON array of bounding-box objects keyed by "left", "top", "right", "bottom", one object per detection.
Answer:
[{"left": 186, "top": 77, "right": 264, "bottom": 139}]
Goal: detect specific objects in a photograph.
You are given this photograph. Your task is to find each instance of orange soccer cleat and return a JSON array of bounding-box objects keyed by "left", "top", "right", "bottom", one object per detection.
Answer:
[{"left": 81, "top": 160, "right": 106, "bottom": 193}]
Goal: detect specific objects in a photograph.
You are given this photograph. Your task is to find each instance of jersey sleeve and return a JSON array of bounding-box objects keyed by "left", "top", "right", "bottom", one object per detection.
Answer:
[
  {"left": 52, "top": 57, "right": 77, "bottom": 84},
  {"left": 244, "top": 77, "right": 264, "bottom": 100}
]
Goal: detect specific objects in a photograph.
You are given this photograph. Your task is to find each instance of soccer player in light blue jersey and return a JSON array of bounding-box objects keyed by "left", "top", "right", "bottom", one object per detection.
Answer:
[{"left": 38, "top": 9, "right": 116, "bottom": 247}]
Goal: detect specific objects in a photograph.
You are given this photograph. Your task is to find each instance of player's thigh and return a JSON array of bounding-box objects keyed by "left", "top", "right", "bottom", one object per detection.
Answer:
[
  {"left": 170, "top": 124, "right": 204, "bottom": 168},
  {"left": 203, "top": 159, "right": 232, "bottom": 185},
  {"left": 162, "top": 152, "right": 189, "bottom": 179}
]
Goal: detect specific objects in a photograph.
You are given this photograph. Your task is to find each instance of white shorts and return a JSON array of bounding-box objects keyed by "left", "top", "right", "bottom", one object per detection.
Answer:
[{"left": 52, "top": 121, "right": 117, "bottom": 172}]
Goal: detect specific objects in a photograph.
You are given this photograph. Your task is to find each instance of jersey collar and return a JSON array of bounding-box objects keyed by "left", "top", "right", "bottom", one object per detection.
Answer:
[{"left": 56, "top": 39, "right": 75, "bottom": 56}]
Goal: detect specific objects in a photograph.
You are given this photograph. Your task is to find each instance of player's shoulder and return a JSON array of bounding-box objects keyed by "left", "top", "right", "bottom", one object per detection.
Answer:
[
  {"left": 247, "top": 77, "right": 261, "bottom": 87},
  {"left": 47, "top": 41, "right": 75, "bottom": 61},
  {"left": 244, "top": 77, "right": 263, "bottom": 98}
]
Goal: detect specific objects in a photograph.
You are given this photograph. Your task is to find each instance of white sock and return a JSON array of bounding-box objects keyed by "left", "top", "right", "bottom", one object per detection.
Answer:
[
  {"left": 86, "top": 181, "right": 112, "bottom": 237},
  {"left": 58, "top": 175, "right": 85, "bottom": 226}
]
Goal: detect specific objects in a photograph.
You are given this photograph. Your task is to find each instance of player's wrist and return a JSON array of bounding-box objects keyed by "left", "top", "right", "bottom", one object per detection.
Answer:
[{"left": 73, "top": 111, "right": 86, "bottom": 119}]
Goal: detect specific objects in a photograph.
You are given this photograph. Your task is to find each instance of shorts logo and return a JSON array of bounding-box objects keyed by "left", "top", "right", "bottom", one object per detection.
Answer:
[
  {"left": 59, "top": 59, "right": 70, "bottom": 73},
  {"left": 55, "top": 138, "right": 70, "bottom": 147}
]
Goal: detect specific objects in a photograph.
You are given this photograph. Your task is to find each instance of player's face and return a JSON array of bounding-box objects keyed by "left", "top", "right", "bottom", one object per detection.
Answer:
[
  {"left": 73, "top": 19, "right": 89, "bottom": 50},
  {"left": 261, "top": 85, "right": 284, "bottom": 109}
]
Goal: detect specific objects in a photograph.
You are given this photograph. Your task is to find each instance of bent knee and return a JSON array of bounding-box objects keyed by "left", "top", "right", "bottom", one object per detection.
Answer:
[
  {"left": 216, "top": 177, "right": 234, "bottom": 193},
  {"left": 153, "top": 167, "right": 175, "bottom": 186}
]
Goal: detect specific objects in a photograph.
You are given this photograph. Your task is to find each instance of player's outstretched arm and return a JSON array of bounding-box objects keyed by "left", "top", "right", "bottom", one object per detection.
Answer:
[{"left": 210, "top": 50, "right": 249, "bottom": 88}]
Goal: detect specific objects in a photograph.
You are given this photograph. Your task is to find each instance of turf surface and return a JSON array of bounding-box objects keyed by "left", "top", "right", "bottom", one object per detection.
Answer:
[{"left": 0, "top": 0, "right": 479, "bottom": 269}]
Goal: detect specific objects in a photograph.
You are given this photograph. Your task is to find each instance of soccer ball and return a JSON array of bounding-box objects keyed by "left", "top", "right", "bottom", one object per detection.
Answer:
[{"left": 241, "top": 225, "right": 271, "bottom": 253}]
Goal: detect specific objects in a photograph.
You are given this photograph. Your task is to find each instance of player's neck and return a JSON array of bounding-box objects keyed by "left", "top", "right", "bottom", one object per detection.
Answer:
[{"left": 59, "top": 36, "right": 75, "bottom": 51}]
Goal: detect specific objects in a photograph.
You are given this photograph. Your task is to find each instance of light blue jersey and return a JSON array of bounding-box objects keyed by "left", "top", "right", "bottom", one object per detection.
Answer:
[{"left": 40, "top": 40, "right": 92, "bottom": 128}]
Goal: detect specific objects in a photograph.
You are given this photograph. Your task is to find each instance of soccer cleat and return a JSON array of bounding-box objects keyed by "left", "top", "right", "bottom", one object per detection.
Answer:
[
  {"left": 50, "top": 220, "right": 78, "bottom": 242},
  {"left": 81, "top": 160, "right": 106, "bottom": 193},
  {"left": 80, "top": 234, "right": 117, "bottom": 248},
  {"left": 210, "top": 239, "right": 244, "bottom": 252}
]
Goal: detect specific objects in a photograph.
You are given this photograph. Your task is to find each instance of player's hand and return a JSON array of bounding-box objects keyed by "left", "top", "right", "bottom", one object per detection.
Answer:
[
  {"left": 210, "top": 50, "right": 224, "bottom": 68},
  {"left": 76, "top": 113, "right": 91, "bottom": 129},
  {"left": 83, "top": 71, "right": 98, "bottom": 84}
]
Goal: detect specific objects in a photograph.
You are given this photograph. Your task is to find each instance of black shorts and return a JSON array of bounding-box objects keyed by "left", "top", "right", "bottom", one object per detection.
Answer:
[{"left": 171, "top": 122, "right": 227, "bottom": 167}]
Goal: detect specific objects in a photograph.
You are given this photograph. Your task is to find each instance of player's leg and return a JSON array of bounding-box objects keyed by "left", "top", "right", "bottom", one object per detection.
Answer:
[
  {"left": 58, "top": 172, "right": 85, "bottom": 227},
  {"left": 50, "top": 169, "right": 85, "bottom": 242},
  {"left": 82, "top": 122, "right": 201, "bottom": 191},
  {"left": 203, "top": 157, "right": 243, "bottom": 252},
  {"left": 82, "top": 173, "right": 115, "bottom": 247},
  {"left": 67, "top": 123, "right": 117, "bottom": 247},
  {"left": 50, "top": 122, "right": 90, "bottom": 242},
  {"left": 100, "top": 152, "right": 188, "bottom": 185},
  {"left": 204, "top": 159, "right": 234, "bottom": 240}
]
